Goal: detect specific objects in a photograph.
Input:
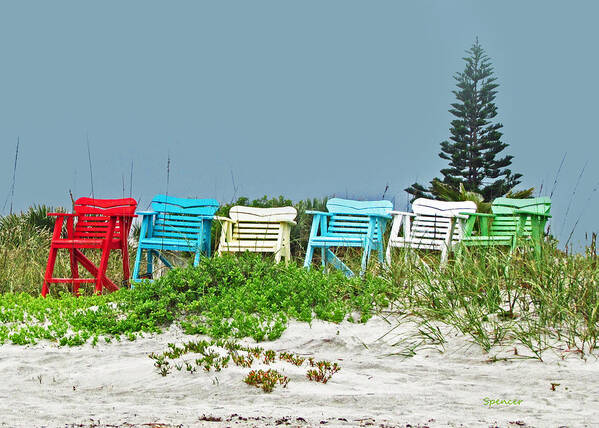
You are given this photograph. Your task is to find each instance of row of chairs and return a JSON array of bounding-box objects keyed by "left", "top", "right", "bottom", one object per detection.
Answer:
[{"left": 41, "top": 194, "right": 551, "bottom": 296}]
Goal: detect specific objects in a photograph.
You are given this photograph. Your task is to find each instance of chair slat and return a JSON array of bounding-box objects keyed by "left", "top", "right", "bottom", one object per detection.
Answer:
[{"left": 232, "top": 234, "right": 280, "bottom": 240}]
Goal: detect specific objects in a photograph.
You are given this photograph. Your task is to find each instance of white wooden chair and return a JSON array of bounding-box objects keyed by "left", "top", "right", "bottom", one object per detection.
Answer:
[
  {"left": 216, "top": 206, "right": 297, "bottom": 263},
  {"left": 385, "top": 198, "right": 477, "bottom": 265}
]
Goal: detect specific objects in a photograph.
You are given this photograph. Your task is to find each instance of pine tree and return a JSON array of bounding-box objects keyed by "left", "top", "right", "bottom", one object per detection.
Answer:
[{"left": 406, "top": 38, "right": 521, "bottom": 201}]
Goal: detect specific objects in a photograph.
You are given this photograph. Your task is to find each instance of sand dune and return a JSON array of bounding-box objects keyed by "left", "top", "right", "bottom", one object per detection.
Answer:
[{"left": 0, "top": 316, "right": 597, "bottom": 427}]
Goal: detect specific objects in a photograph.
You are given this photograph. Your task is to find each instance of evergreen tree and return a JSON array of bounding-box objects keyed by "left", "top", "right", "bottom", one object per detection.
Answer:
[{"left": 407, "top": 38, "right": 522, "bottom": 201}]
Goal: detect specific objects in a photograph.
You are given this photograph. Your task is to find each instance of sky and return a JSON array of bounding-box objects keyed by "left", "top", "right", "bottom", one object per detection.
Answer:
[{"left": 1, "top": 1, "right": 598, "bottom": 249}]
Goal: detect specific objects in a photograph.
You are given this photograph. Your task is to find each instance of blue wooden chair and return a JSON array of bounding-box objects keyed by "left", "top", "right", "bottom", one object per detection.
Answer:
[
  {"left": 132, "top": 195, "right": 219, "bottom": 282},
  {"left": 303, "top": 198, "right": 393, "bottom": 277}
]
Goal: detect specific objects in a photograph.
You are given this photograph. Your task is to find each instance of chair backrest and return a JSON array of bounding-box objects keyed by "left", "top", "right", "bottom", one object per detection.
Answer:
[
  {"left": 490, "top": 197, "right": 551, "bottom": 237},
  {"left": 229, "top": 206, "right": 297, "bottom": 223},
  {"left": 73, "top": 197, "right": 137, "bottom": 240},
  {"left": 491, "top": 197, "right": 551, "bottom": 215},
  {"left": 410, "top": 198, "right": 477, "bottom": 241},
  {"left": 325, "top": 198, "right": 392, "bottom": 239},
  {"left": 149, "top": 195, "right": 219, "bottom": 241},
  {"left": 326, "top": 198, "right": 393, "bottom": 216},
  {"left": 229, "top": 206, "right": 297, "bottom": 242}
]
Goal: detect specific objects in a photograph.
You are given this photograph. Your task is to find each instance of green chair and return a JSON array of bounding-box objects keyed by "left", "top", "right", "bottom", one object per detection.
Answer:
[{"left": 457, "top": 197, "right": 551, "bottom": 259}]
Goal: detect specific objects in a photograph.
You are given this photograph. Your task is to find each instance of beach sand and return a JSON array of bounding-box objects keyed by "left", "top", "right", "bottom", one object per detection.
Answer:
[{"left": 0, "top": 315, "right": 597, "bottom": 427}]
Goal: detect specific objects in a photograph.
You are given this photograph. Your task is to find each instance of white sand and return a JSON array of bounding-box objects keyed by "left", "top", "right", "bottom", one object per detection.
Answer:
[{"left": 0, "top": 315, "right": 598, "bottom": 427}]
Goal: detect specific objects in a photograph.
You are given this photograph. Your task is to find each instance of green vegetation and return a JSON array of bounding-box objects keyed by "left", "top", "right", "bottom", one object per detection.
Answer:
[{"left": 0, "top": 253, "right": 392, "bottom": 346}]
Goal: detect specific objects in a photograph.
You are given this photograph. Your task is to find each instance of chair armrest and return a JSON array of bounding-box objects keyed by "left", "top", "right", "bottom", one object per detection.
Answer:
[
  {"left": 305, "top": 210, "right": 333, "bottom": 216},
  {"left": 514, "top": 209, "right": 552, "bottom": 218},
  {"left": 454, "top": 214, "right": 471, "bottom": 220},
  {"left": 280, "top": 220, "right": 297, "bottom": 225},
  {"left": 460, "top": 212, "right": 495, "bottom": 218},
  {"left": 47, "top": 212, "right": 76, "bottom": 217},
  {"left": 460, "top": 212, "right": 494, "bottom": 237},
  {"left": 136, "top": 211, "right": 157, "bottom": 216},
  {"left": 214, "top": 216, "right": 234, "bottom": 222},
  {"left": 368, "top": 213, "right": 392, "bottom": 220},
  {"left": 390, "top": 211, "right": 416, "bottom": 217}
]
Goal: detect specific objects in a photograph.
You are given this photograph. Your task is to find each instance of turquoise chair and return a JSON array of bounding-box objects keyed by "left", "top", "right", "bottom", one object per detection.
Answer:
[
  {"left": 304, "top": 198, "right": 393, "bottom": 277},
  {"left": 132, "top": 195, "right": 219, "bottom": 282}
]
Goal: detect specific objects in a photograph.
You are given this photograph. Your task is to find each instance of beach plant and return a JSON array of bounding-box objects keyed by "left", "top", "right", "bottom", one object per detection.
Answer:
[
  {"left": 244, "top": 369, "right": 289, "bottom": 393},
  {"left": 306, "top": 360, "right": 341, "bottom": 384},
  {"left": 149, "top": 338, "right": 339, "bottom": 393},
  {"left": 279, "top": 352, "right": 305, "bottom": 366},
  {"left": 262, "top": 350, "right": 276, "bottom": 364},
  {"left": 149, "top": 353, "right": 171, "bottom": 376},
  {"left": 231, "top": 353, "right": 254, "bottom": 368}
]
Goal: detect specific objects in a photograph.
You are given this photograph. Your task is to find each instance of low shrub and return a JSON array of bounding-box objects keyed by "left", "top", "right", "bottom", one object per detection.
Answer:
[{"left": 0, "top": 254, "right": 395, "bottom": 346}]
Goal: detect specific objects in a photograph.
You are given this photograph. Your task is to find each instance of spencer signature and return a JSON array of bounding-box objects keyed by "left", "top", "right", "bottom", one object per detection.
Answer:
[{"left": 483, "top": 397, "right": 523, "bottom": 407}]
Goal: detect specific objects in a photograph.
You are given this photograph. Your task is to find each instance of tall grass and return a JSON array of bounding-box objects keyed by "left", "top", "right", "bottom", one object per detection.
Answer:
[{"left": 387, "top": 243, "right": 599, "bottom": 359}]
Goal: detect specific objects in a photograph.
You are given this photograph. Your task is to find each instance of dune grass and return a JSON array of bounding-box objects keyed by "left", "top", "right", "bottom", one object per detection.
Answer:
[{"left": 386, "top": 244, "right": 599, "bottom": 360}]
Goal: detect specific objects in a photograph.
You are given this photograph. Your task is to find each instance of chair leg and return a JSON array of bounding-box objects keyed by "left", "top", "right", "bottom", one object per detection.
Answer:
[
  {"left": 147, "top": 250, "right": 154, "bottom": 278},
  {"left": 204, "top": 231, "right": 212, "bottom": 258},
  {"left": 121, "top": 245, "right": 131, "bottom": 288},
  {"left": 274, "top": 230, "right": 283, "bottom": 264},
  {"left": 385, "top": 244, "right": 393, "bottom": 265},
  {"left": 533, "top": 241, "right": 542, "bottom": 261},
  {"left": 284, "top": 244, "right": 291, "bottom": 265},
  {"left": 505, "top": 245, "right": 516, "bottom": 276},
  {"left": 95, "top": 218, "right": 116, "bottom": 294},
  {"left": 195, "top": 232, "right": 207, "bottom": 265},
  {"left": 376, "top": 240, "right": 385, "bottom": 264},
  {"left": 440, "top": 245, "right": 449, "bottom": 267},
  {"left": 321, "top": 247, "right": 327, "bottom": 268},
  {"left": 42, "top": 246, "right": 59, "bottom": 297},
  {"left": 360, "top": 242, "right": 371, "bottom": 276},
  {"left": 95, "top": 248, "right": 112, "bottom": 295},
  {"left": 303, "top": 243, "right": 315, "bottom": 269},
  {"left": 531, "top": 218, "right": 543, "bottom": 261},
  {"left": 132, "top": 245, "right": 143, "bottom": 283},
  {"left": 69, "top": 247, "right": 80, "bottom": 296}
]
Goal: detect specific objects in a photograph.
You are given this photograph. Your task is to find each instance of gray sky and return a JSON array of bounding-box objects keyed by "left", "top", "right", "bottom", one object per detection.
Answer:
[{"left": 1, "top": 1, "right": 598, "bottom": 248}]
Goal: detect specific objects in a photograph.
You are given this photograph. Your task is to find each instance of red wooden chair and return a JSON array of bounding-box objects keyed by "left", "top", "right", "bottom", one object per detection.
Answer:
[{"left": 41, "top": 197, "right": 137, "bottom": 297}]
